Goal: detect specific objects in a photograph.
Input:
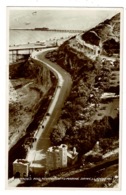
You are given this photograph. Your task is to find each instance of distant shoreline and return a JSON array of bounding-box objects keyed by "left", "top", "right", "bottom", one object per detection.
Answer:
[{"left": 10, "top": 28, "right": 84, "bottom": 33}]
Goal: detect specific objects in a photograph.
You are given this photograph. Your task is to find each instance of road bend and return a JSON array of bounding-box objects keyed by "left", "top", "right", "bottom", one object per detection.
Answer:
[{"left": 26, "top": 48, "right": 72, "bottom": 174}]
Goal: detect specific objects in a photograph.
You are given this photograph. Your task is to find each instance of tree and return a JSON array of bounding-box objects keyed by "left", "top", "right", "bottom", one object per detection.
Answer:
[
  {"left": 50, "top": 120, "right": 67, "bottom": 144},
  {"left": 103, "top": 39, "right": 119, "bottom": 55},
  {"left": 50, "top": 128, "right": 64, "bottom": 144}
]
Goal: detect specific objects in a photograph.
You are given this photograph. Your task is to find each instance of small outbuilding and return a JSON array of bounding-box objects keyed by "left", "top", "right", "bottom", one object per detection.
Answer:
[{"left": 13, "top": 159, "right": 30, "bottom": 178}]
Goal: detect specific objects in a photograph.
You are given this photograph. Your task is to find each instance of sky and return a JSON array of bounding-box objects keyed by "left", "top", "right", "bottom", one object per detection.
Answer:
[{"left": 8, "top": 8, "right": 120, "bottom": 31}]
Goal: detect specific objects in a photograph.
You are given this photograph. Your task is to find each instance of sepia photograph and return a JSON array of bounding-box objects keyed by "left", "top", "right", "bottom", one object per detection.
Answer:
[{"left": 8, "top": 7, "right": 122, "bottom": 188}]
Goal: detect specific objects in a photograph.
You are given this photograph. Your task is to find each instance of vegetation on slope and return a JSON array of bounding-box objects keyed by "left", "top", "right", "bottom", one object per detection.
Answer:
[
  {"left": 9, "top": 59, "right": 52, "bottom": 149},
  {"left": 46, "top": 13, "right": 120, "bottom": 156}
]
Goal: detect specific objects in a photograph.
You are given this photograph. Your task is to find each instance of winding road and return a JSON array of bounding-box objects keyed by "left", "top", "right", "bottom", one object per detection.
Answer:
[{"left": 26, "top": 48, "right": 72, "bottom": 175}]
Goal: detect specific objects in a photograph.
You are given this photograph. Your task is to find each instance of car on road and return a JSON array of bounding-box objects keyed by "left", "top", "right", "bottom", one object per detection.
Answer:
[{"left": 46, "top": 113, "right": 50, "bottom": 116}]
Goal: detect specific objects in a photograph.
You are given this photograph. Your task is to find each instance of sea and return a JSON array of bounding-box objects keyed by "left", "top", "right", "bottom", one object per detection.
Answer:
[
  {"left": 9, "top": 30, "right": 77, "bottom": 46},
  {"left": 9, "top": 9, "right": 118, "bottom": 46},
  {"left": 9, "top": 30, "right": 78, "bottom": 63}
]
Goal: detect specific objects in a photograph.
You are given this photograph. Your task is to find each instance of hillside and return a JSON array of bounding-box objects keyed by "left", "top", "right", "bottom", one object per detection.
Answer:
[
  {"left": 9, "top": 59, "right": 52, "bottom": 149},
  {"left": 46, "top": 13, "right": 120, "bottom": 155}
]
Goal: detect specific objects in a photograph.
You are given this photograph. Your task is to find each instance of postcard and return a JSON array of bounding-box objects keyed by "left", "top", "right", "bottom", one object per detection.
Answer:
[{"left": 7, "top": 7, "right": 122, "bottom": 189}]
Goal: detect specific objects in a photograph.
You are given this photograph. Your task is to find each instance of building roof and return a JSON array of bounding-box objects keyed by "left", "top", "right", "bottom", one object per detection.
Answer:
[
  {"left": 47, "top": 144, "right": 67, "bottom": 152},
  {"left": 13, "top": 159, "right": 30, "bottom": 165}
]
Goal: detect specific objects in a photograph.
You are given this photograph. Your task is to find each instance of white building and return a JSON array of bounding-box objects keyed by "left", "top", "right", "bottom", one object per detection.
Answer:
[
  {"left": 46, "top": 144, "right": 78, "bottom": 171},
  {"left": 13, "top": 159, "right": 30, "bottom": 178},
  {"left": 46, "top": 144, "right": 67, "bottom": 171}
]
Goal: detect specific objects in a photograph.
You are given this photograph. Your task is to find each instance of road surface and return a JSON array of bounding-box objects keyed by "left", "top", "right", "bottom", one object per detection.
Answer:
[{"left": 26, "top": 48, "right": 72, "bottom": 175}]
